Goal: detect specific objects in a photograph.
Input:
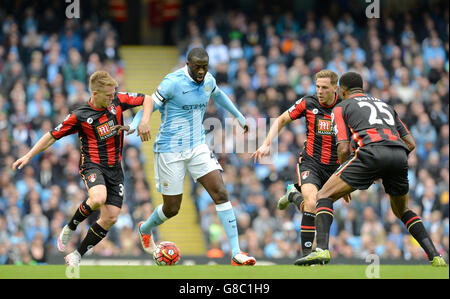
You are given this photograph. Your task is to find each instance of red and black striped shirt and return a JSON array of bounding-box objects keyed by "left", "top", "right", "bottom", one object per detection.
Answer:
[
  {"left": 50, "top": 92, "right": 145, "bottom": 167},
  {"left": 288, "top": 93, "right": 341, "bottom": 167},
  {"left": 332, "top": 93, "right": 410, "bottom": 152}
]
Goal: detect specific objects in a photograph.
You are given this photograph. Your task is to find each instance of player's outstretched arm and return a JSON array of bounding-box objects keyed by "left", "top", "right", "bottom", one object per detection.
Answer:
[
  {"left": 12, "top": 132, "right": 56, "bottom": 171},
  {"left": 251, "top": 110, "right": 292, "bottom": 164},
  {"left": 116, "top": 95, "right": 155, "bottom": 141},
  {"left": 211, "top": 87, "right": 247, "bottom": 132},
  {"left": 336, "top": 141, "right": 353, "bottom": 203},
  {"left": 394, "top": 111, "right": 414, "bottom": 152},
  {"left": 136, "top": 94, "right": 154, "bottom": 142}
]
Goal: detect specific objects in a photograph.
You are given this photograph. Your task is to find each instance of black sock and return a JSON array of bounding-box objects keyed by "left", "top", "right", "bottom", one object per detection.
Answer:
[
  {"left": 288, "top": 192, "right": 304, "bottom": 212},
  {"left": 300, "top": 212, "right": 316, "bottom": 256},
  {"left": 77, "top": 222, "right": 108, "bottom": 256},
  {"left": 401, "top": 210, "right": 439, "bottom": 260},
  {"left": 68, "top": 200, "right": 93, "bottom": 230},
  {"left": 315, "top": 198, "right": 334, "bottom": 250}
]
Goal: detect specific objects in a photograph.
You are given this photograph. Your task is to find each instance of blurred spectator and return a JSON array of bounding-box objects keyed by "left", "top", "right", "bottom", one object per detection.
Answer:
[
  {"left": 206, "top": 36, "right": 229, "bottom": 71},
  {"left": 252, "top": 207, "right": 277, "bottom": 240}
]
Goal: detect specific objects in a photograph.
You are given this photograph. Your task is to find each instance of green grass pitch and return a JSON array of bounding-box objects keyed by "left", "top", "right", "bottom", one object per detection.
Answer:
[{"left": 0, "top": 265, "right": 448, "bottom": 279}]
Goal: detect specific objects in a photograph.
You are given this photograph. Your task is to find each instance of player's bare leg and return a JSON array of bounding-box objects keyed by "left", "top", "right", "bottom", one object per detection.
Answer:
[
  {"left": 86, "top": 185, "right": 108, "bottom": 210},
  {"left": 197, "top": 169, "right": 229, "bottom": 205},
  {"left": 66, "top": 201, "right": 119, "bottom": 266},
  {"left": 58, "top": 185, "right": 106, "bottom": 253},
  {"left": 97, "top": 204, "right": 120, "bottom": 230},
  {"left": 390, "top": 193, "right": 447, "bottom": 266},
  {"left": 300, "top": 183, "right": 318, "bottom": 211},
  {"left": 317, "top": 174, "right": 355, "bottom": 202},
  {"left": 295, "top": 175, "right": 354, "bottom": 266},
  {"left": 161, "top": 194, "right": 183, "bottom": 218},
  {"left": 138, "top": 194, "right": 181, "bottom": 255},
  {"left": 198, "top": 170, "right": 255, "bottom": 265}
]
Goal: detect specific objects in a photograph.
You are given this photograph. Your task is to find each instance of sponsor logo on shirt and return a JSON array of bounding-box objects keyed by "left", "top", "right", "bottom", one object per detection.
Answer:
[
  {"left": 317, "top": 119, "right": 334, "bottom": 135},
  {"left": 96, "top": 120, "right": 116, "bottom": 140}
]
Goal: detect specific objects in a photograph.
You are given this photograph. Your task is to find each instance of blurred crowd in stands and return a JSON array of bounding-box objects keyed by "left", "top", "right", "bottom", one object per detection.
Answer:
[
  {"left": 0, "top": 0, "right": 448, "bottom": 264},
  {"left": 0, "top": 1, "right": 151, "bottom": 264}
]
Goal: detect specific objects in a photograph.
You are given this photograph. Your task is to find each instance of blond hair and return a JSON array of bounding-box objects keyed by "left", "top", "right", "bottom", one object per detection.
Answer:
[
  {"left": 89, "top": 71, "right": 118, "bottom": 92},
  {"left": 314, "top": 69, "right": 338, "bottom": 86}
]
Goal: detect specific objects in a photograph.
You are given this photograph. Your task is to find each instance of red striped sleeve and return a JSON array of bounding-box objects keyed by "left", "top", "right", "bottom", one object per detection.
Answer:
[
  {"left": 117, "top": 92, "right": 145, "bottom": 110},
  {"left": 288, "top": 98, "right": 306, "bottom": 120},
  {"left": 50, "top": 114, "right": 79, "bottom": 139}
]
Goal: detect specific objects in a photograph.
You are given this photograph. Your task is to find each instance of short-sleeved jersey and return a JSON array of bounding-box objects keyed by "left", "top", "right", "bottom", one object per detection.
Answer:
[
  {"left": 332, "top": 93, "right": 410, "bottom": 152},
  {"left": 288, "top": 93, "right": 341, "bottom": 166},
  {"left": 152, "top": 66, "right": 218, "bottom": 153},
  {"left": 50, "top": 92, "right": 145, "bottom": 167}
]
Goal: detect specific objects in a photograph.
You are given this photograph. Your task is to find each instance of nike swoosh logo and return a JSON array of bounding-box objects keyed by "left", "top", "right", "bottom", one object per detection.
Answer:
[{"left": 182, "top": 90, "right": 192, "bottom": 94}]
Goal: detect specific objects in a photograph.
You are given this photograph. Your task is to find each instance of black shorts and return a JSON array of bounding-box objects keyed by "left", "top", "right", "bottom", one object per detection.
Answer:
[
  {"left": 80, "top": 162, "right": 125, "bottom": 208},
  {"left": 295, "top": 154, "right": 339, "bottom": 191},
  {"left": 335, "top": 145, "right": 409, "bottom": 196}
]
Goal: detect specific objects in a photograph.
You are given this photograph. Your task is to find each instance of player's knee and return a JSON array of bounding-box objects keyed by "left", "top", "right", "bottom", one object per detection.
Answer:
[
  {"left": 212, "top": 188, "right": 228, "bottom": 205},
  {"left": 317, "top": 191, "right": 339, "bottom": 202},
  {"left": 316, "top": 189, "right": 325, "bottom": 199},
  {"left": 392, "top": 206, "right": 407, "bottom": 219},
  {"left": 302, "top": 193, "right": 318, "bottom": 212},
  {"left": 303, "top": 198, "right": 316, "bottom": 213},
  {"left": 163, "top": 205, "right": 180, "bottom": 218},
  {"left": 99, "top": 214, "right": 118, "bottom": 230},
  {"left": 106, "top": 214, "right": 118, "bottom": 227},
  {"left": 88, "top": 192, "right": 107, "bottom": 209}
]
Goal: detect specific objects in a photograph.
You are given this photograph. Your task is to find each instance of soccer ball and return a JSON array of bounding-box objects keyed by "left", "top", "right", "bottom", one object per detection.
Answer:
[{"left": 153, "top": 241, "right": 181, "bottom": 266}]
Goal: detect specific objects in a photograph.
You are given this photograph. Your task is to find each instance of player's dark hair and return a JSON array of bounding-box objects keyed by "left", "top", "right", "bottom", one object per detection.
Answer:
[
  {"left": 339, "top": 72, "right": 364, "bottom": 91},
  {"left": 187, "top": 47, "right": 209, "bottom": 62}
]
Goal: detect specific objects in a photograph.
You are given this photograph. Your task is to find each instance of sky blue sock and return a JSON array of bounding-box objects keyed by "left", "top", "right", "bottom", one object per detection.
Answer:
[
  {"left": 216, "top": 202, "right": 241, "bottom": 257},
  {"left": 140, "top": 205, "right": 168, "bottom": 234}
]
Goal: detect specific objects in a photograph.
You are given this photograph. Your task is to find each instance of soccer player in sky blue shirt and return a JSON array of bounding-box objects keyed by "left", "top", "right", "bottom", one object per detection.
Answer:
[{"left": 126, "top": 48, "right": 256, "bottom": 265}]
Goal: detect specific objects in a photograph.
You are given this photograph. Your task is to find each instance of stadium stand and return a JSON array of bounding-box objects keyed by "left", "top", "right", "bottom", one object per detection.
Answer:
[{"left": 0, "top": 0, "right": 448, "bottom": 264}]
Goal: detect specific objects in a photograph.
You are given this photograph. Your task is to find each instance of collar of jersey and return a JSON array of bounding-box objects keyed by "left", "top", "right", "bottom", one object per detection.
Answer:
[
  {"left": 183, "top": 65, "right": 205, "bottom": 85},
  {"left": 318, "top": 92, "right": 339, "bottom": 108},
  {"left": 184, "top": 65, "right": 197, "bottom": 83},
  {"left": 88, "top": 98, "right": 106, "bottom": 111},
  {"left": 348, "top": 93, "right": 365, "bottom": 99}
]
